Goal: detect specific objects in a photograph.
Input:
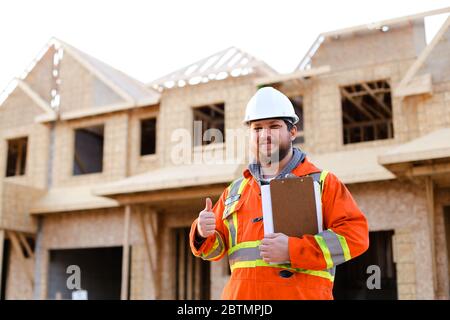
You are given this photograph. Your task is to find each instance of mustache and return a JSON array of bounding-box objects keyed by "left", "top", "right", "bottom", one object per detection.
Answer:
[{"left": 258, "top": 137, "right": 273, "bottom": 145}]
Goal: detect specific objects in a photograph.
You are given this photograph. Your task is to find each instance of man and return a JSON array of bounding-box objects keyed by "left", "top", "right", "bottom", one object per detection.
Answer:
[{"left": 189, "top": 87, "right": 369, "bottom": 299}]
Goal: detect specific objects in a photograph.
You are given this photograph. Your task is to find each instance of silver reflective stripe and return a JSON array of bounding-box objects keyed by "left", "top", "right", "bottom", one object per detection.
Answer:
[
  {"left": 203, "top": 232, "right": 225, "bottom": 260},
  {"left": 229, "top": 178, "right": 243, "bottom": 198},
  {"left": 328, "top": 267, "right": 336, "bottom": 277},
  {"left": 229, "top": 247, "right": 262, "bottom": 265},
  {"left": 223, "top": 178, "right": 244, "bottom": 217},
  {"left": 228, "top": 246, "right": 334, "bottom": 280},
  {"left": 309, "top": 172, "right": 321, "bottom": 183},
  {"left": 224, "top": 194, "right": 240, "bottom": 206},
  {"left": 227, "top": 216, "right": 237, "bottom": 247},
  {"left": 321, "top": 230, "right": 346, "bottom": 266}
]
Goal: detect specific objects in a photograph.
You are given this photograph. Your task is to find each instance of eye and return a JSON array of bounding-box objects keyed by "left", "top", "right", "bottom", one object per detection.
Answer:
[{"left": 270, "top": 125, "right": 281, "bottom": 129}]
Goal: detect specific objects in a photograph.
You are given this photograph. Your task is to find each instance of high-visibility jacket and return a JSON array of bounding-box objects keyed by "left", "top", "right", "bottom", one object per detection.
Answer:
[{"left": 190, "top": 157, "right": 369, "bottom": 300}]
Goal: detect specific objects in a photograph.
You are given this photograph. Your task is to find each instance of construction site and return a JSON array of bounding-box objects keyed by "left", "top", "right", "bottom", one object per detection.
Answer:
[{"left": 0, "top": 8, "right": 449, "bottom": 300}]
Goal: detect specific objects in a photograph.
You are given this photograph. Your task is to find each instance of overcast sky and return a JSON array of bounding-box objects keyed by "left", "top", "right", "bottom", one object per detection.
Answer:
[{"left": 0, "top": 0, "right": 449, "bottom": 96}]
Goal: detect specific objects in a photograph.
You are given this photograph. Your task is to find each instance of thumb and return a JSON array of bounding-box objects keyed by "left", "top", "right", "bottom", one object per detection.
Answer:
[{"left": 205, "top": 197, "right": 212, "bottom": 211}]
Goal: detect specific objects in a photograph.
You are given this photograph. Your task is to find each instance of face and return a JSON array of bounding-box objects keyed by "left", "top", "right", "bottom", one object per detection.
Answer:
[{"left": 249, "top": 119, "right": 297, "bottom": 165}]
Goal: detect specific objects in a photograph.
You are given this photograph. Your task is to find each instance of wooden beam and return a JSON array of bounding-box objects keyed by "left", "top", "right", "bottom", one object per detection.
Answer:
[
  {"left": 347, "top": 88, "right": 390, "bottom": 97},
  {"left": 344, "top": 118, "right": 392, "bottom": 129},
  {"left": 425, "top": 178, "right": 437, "bottom": 295},
  {"left": 409, "top": 162, "right": 450, "bottom": 177},
  {"left": 139, "top": 207, "right": 157, "bottom": 298},
  {"left": 178, "top": 229, "right": 186, "bottom": 299},
  {"left": 120, "top": 205, "right": 131, "bottom": 300},
  {"left": 342, "top": 111, "right": 356, "bottom": 124},
  {"left": 207, "top": 104, "right": 224, "bottom": 116},
  {"left": 397, "top": 16, "right": 450, "bottom": 90},
  {"left": 322, "top": 7, "right": 450, "bottom": 39},
  {"left": 0, "top": 229, "right": 4, "bottom": 296},
  {"left": 16, "top": 80, "right": 56, "bottom": 117},
  {"left": 355, "top": 96, "right": 388, "bottom": 120},
  {"left": 7, "top": 231, "right": 34, "bottom": 288},
  {"left": 111, "top": 184, "right": 226, "bottom": 206},
  {"left": 192, "top": 110, "right": 213, "bottom": 123},
  {"left": 394, "top": 73, "right": 432, "bottom": 97},
  {"left": 341, "top": 88, "right": 376, "bottom": 120},
  {"left": 361, "top": 83, "right": 392, "bottom": 116},
  {"left": 18, "top": 233, "right": 34, "bottom": 260},
  {"left": 254, "top": 65, "right": 331, "bottom": 86}
]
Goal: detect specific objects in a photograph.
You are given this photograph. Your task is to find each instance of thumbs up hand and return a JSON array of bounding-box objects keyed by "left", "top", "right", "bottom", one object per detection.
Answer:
[{"left": 197, "top": 198, "right": 216, "bottom": 238}]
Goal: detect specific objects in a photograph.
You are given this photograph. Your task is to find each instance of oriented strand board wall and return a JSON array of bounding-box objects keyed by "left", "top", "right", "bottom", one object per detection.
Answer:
[
  {"left": 348, "top": 178, "right": 434, "bottom": 299},
  {"left": 40, "top": 207, "right": 153, "bottom": 249},
  {"left": 0, "top": 87, "right": 50, "bottom": 232},
  {"left": 312, "top": 22, "right": 426, "bottom": 71},
  {"left": 0, "top": 88, "right": 50, "bottom": 189},
  {"left": 23, "top": 45, "right": 56, "bottom": 104},
  {"left": 5, "top": 247, "right": 34, "bottom": 300},
  {"left": 1, "top": 182, "right": 44, "bottom": 233},
  {"left": 58, "top": 52, "right": 93, "bottom": 113},
  {"left": 299, "top": 59, "right": 414, "bottom": 154},
  {"left": 128, "top": 105, "right": 161, "bottom": 176},
  {"left": 51, "top": 112, "right": 129, "bottom": 187},
  {"left": 37, "top": 205, "right": 160, "bottom": 299},
  {"left": 58, "top": 52, "right": 124, "bottom": 113},
  {"left": 130, "top": 244, "right": 155, "bottom": 299},
  {"left": 158, "top": 76, "right": 258, "bottom": 168},
  {"left": 402, "top": 81, "right": 450, "bottom": 139}
]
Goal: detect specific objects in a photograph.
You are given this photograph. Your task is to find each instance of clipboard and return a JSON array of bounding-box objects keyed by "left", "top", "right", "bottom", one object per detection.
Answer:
[{"left": 261, "top": 176, "right": 322, "bottom": 238}]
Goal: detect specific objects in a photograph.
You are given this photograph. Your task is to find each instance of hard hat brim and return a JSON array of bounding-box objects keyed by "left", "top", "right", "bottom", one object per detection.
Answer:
[{"left": 243, "top": 115, "right": 299, "bottom": 125}]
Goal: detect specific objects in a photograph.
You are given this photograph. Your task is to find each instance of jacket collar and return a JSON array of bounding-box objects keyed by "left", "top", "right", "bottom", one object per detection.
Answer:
[{"left": 243, "top": 147, "right": 321, "bottom": 182}]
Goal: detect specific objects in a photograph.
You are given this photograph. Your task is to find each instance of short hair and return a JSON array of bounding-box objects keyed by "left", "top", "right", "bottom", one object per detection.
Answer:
[{"left": 282, "top": 119, "right": 295, "bottom": 132}]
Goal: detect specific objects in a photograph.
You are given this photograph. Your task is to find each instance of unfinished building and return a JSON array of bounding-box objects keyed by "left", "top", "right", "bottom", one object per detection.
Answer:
[{"left": 0, "top": 8, "right": 450, "bottom": 300}]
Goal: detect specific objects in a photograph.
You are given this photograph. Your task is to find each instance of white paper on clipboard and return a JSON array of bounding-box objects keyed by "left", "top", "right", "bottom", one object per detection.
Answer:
[
  {"left": 261, "top": 184, "right": 274, "bottom": 235},
  {"left": 313, "top": 181, "right": 323, "bottom": 233}
]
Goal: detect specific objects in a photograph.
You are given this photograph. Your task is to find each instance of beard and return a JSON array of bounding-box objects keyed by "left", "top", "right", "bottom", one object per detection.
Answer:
[{"left": 257, "top": 139, "right": 291, "bottom": 166}]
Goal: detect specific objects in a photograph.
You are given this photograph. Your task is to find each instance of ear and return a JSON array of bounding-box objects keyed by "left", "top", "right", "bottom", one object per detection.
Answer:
[{"left": 290, "top": 125, "right": 298, "bottom": 140}]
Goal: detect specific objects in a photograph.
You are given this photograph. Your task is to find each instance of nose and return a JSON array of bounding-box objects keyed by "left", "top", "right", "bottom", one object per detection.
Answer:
[{"left": 259, "top": 128, "right": 271, "bottom": 140}]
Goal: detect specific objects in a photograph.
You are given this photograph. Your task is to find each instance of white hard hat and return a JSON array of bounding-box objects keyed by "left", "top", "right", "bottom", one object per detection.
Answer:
[{"left": 243, "top": 87, "right": 299, "bottom": 124}]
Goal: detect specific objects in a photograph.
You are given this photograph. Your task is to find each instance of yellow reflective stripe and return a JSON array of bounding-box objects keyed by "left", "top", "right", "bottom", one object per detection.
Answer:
[
  {"left": 232, "top": 178, "right": 249, "bottom": 241},
  {"left": 335, "top": 232, "right": 351, "bottom": 261},
  {"left": 227, "top": 178, "right": 249, "bottom": 213},
  {"left": 238, "top": 177, "right": 249, "bottom": 194},
  {"left": 223, "top": 218, "right": 232, "bottom": 248},
  {"left": 232, "top": 212, "right": 238, "bottom": 247},
  {"left": 202, "top": 234, "right": 219, "bottom": 256},
  {"left": 224, "top": 178, "right": 250, "bottom": 246},
  {"left": 319, "top": 170, "right": 328, "bottom": 195},
  {"left": 314, "top": 235, "right": 334, "bottom": 269},
  {"left": 228, "top": 240, "right": 261, "bottom": 255},
  {"left": 230, "top": 260, "right": 334, "bottom": 282},
  {"left": 202, "top": 232, "right": 225, "bottom": 259},
  {"left": 319, "top": 170, "right": 328, "bottom": 183}
]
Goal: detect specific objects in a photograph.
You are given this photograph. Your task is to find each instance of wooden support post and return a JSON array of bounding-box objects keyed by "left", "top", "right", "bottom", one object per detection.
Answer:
[
  {"left": 178, "top": 229, "right": 186, "bottom": 299},
  {"left": 7, "top": 231, "right": 34, "bottom": 288},
  {"left": 121, "top": 205, "right": 131, "bottom": 300},
  {"left": 0, "top": 229, "right": 4, "bottom": 295},
  {"left": 425, "top": 177, "right": 437, "bottom": 297},
  {"left": 18, "top": 233, "right": 34, "bottom": 259},
  {"left": 139, "top": 207, "right": 158, "bottom": 298}
]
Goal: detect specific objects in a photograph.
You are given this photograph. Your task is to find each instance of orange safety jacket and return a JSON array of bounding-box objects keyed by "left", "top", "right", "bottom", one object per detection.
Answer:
[{"left": 190, "top": 157, "right": 369, "bottom": 300}]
